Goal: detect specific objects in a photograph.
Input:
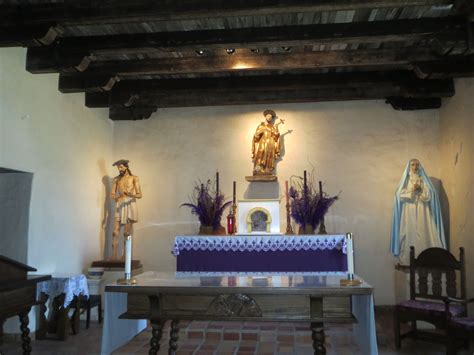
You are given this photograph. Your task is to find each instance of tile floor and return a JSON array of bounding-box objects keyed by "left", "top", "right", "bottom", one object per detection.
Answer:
[{"left": 0, "top": 307, "right": 472, "bottom": 354}]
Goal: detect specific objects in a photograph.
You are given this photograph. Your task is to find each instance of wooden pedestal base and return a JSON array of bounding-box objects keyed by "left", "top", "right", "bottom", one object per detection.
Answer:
[{"left": 340, "top": 278, "right": 362, "bottom": 286}]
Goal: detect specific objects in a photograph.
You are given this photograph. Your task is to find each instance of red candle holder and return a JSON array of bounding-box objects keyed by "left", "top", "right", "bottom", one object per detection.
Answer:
[{"left": 227, "top": 213, "right": 235, "bottom": 235}]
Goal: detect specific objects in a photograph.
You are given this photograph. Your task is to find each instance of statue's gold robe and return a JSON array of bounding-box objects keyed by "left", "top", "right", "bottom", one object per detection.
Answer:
[{"left": 252, "top": 122, "right": 281, "bottom": 174}]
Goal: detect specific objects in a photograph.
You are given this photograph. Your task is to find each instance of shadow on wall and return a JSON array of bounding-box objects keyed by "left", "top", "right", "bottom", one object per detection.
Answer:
[
  {"left": 98, "top": 159, "right": 115, "bottom": 259},
  {"left": 0, "top": 167, "right": 33, "bottom": 264},
  {"left": 134, "top": 221, "right": 199, "bottom": 271},
  {"left": 434, "top": 177, "right": 450, "bottom": 250}
]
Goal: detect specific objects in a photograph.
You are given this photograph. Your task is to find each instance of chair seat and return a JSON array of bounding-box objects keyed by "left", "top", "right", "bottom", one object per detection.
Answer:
[
  {"left": 396, "top": 299, "right": 465, "bottom": 317},
  {"left": 80, "top": 294, "right": 101, "bottom": 309},
  {"left": 450, "top": 317, "right": 474, "bottom": 331}
]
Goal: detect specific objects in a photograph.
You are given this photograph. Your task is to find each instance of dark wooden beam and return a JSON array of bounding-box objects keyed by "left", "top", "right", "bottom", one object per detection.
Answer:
[
  {"left": 85, "top": 92, "right": 109, "bottom": 108},
  {"left": 59, "top": 74, "right": 121, "bottom": 93},
  {"left": 26, "top": 47, "right": 93, "bottom": 73},
  {"left": 30, "top": 48, "right": 438, "bottom": 75},
  {"left": 413, "top": 55, "right": 474, "bottom": 78},
  {"left": 0, "top": 24, "right": 61, "bottom": 47},
  {"left": 454, "top": 0, "right": 474, "bottom": 20},
  {"left": 0, "top": 1, "right": 454, "bottom": 27},
  {"left": 109, "top": 106, "right": 157, "bottom": 121},
  {"left": 20, "top": 17, "right": 466, "bottom": 55},
  {"left": 386, "top": 97, "right": 442, "bottom": 109},
  {"left": 85, "top": 73, "right": 454, "bottom": 110}
]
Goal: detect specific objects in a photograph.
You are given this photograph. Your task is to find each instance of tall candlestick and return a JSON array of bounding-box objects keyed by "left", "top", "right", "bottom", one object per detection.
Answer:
[
  {"left": 125, "top": 235, "right": 132, "bottom": 278},
  {"left": 216, "top": 171, "right": 219, "bottom": 193},
  {"left": 319, "top": 181, "right": 323, "bottom": 197},
  {"left": 346, "top": 233, "right": 354, "bottom": 275},
  {"left": 303, "top": 170, "right": 307, "bottom": 192},
  {"left": 285, "top": 180, "right": 293, "bottom": 235},
  {"left": 233, "top": 181, "right": 236, "bottom": 204}
]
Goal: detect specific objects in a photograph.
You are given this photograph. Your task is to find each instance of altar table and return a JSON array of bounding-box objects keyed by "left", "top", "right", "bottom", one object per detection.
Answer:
[
  {"left": 101, "top": 271, "right": 378, "bottom": 355},
  {"left": 173, "top": 234, "right": 348, "bottom": 272}
]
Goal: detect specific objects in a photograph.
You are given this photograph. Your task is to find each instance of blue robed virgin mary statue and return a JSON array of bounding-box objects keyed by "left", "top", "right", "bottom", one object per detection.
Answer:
[{"left": 390, "top": 159, "right": 447, "bottom": 264}]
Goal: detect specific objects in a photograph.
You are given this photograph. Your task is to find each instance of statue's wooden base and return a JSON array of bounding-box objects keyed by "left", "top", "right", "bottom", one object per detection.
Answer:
[{"left": 245, "top": 174, "right": 277, "bottom": 182}]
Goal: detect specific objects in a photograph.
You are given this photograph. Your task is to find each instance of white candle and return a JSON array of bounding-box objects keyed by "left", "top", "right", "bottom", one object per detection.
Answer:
[
  {"left": 346, "top": 233, "right": 354, "bottom": 275},
  {"left": 125, "top": 235, "right": 132, "bottom": 277}
]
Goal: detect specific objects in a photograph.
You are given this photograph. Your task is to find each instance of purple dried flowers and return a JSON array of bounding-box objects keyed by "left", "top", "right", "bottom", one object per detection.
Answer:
[
  {"left": 181, "top": 179, "right": 232, "bottom": 228},
  {"left": 289, "top": 173, "right": 338, "bottom": 230}
]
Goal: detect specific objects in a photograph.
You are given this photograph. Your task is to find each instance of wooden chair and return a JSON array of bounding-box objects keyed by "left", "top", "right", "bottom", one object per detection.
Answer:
[
  {"left": 71, "top": 295, "right": 102, "bottom": 329},
  {"left": 444, "top": 297, "right": 474, "bottom": 355},
  {"left": 81, "top": 295, "right": 102, "bottom": 329},
  {"left": 394, "top": 246, "right": 467, "bottom": 349}
]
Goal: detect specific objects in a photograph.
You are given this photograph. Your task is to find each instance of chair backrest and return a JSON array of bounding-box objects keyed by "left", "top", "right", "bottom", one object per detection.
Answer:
[{"left": 409, "top": 246, "right": 466, "bottom": 301}]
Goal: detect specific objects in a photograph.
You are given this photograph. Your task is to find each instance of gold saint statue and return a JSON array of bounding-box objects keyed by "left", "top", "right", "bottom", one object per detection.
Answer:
[
  {"left": 110, "top": 159, "right": 142, "bottom": 260},
  {"left": 247, "top": 110, "right": 285, "bottom": 181}
]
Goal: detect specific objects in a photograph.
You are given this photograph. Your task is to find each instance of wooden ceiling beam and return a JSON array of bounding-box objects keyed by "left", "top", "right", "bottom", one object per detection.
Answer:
[
  {"left": 413, "top": 56, "right": 474, "bottom": 78},
  {"left": 454, "top": 0, "right": 474, "bottom": 20},
  {"left": 58, "top": 74, "right": 121, "bottom": 93},
  {"left": 109, "top": 106, "right": 157, "bottom": 121},
  {"left": 0, "top": 1, "right": 454, "bottom": 27},
  {"left": 85, "top": 74, "right": 454, "bottom": 110},
  {"left": 386, "top": 97, "right": 442, "bottom": 109},
  {"left": 20, "top": 17, "right": 465, "bottom": 54},
  {"left": 0, "top": 24, "right": 61, "bottom": 47},
  {"left": 30, "top": 48, "right": 439, "bottom": 75},
  {"left": 102, "top": 79, "right": 452, "bottom": 111}
]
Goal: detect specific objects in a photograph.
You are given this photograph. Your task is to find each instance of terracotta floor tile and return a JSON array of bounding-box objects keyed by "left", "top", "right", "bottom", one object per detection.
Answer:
[{"left": 3, "top": 308, "right": 472, "bottom": 355}]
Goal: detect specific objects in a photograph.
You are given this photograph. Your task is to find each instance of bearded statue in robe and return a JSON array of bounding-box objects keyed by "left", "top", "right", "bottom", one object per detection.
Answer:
[
  {"left": 251, "top": 110, "right": 284, "bottom": 177},
  {"left": 390, "top": 159, "right": 447, "bottom": 265}
]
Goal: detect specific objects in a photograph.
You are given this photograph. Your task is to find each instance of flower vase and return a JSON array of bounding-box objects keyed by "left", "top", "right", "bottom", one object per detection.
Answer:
[
  {"left": 298, "top": 224, "right": 315, "bottom": 235},
  {"left": 213, "top": 225, "right": 227, "bottom": 235},
  {"left": 199, "top": 225, "right": 213, "bottom": 235}
]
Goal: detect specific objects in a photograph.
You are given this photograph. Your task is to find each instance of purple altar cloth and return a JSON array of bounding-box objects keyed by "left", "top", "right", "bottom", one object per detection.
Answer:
[{"left": 176, "top": 248, "right": 347, "bottom": 272}]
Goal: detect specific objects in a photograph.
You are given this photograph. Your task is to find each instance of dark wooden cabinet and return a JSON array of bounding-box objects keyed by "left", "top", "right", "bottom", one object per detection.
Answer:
[{"left": 0, "top": 255, "right": 51, "bottom": 354}]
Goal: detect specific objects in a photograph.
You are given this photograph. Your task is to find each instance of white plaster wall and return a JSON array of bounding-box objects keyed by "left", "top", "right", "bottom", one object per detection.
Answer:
[
  {"left": 113, "top": 102, "right": 441, "bottom": 305},
  {"left": 0, "top": 47, "right": 113, "bottom": 275},
  {"left": 439, "top": 79, "right": 474, "bottom": 300}
]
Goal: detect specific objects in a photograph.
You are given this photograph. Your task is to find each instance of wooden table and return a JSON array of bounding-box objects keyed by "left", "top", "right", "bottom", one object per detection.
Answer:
[
  {"left": 0, "top": 253, "right": 52, "bottom": 355},
  {"left": 105, "top": 271, "right": 377, "bottom": 355}
]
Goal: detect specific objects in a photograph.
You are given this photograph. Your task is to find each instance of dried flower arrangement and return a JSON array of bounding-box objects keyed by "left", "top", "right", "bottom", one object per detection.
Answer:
[
  {"left": 289, "top": 170, "right": 339, "bottom": 234},
  {"left": 181, "top": 175, "right": 232, "bottom": 235}
]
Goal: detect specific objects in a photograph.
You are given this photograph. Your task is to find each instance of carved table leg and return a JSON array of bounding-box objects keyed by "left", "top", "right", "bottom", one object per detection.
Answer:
[
  {"left": 311, "top": 322, "right": 326, "bottom": 355},
  {"left": 149, "top": 320, "right": 163, "bottom": 355},
  {"left": 168, "top": 320, "right": 179, "bottom": 355},
  {"left": 19, "top": 308, "right": 32, "bottom": 355},
  {"left": 36, "top": 292, "right": 49, "bottom": 340},
  {"left": 56, "top": 294, "right": 70, "bottom": 340},
  {"left": 0, "top": 318, "right": 5, "bottom": 345},
  {"left": 70, "top": 296, "right": 81, "bottom": 335}
]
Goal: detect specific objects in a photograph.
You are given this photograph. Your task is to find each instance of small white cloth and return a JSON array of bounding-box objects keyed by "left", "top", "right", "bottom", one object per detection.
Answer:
[{"left": 37, "top": 274, "right": 89, "bottom": 307}]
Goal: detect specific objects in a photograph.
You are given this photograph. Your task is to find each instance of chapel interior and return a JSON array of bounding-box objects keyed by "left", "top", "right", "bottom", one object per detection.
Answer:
[{"left": 1, "top": 1, "right": 474, "bottom": 355}]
